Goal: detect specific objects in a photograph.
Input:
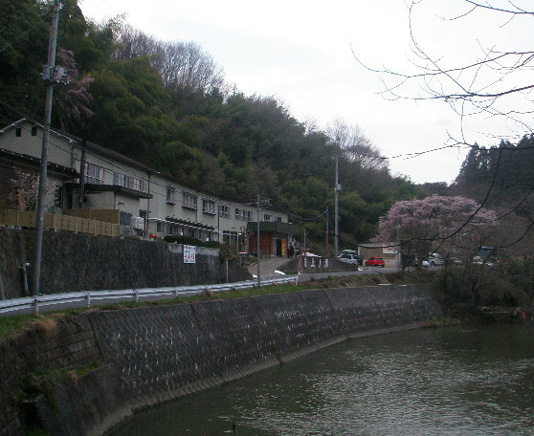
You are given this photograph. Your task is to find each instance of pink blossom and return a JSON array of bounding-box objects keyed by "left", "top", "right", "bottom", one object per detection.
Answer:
[{"left": 374, "top": 195, "right": 498, "bottom": 246}]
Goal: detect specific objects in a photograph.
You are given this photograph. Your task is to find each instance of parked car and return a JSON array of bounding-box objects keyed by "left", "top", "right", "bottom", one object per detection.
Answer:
[
  {"left": 449, "top": 256, "right": 463, "bottom": 265},
  {"left": 402, "top": 254, "right": 418, "bottom": 268},
  {"left": 472, "top": 257, "right": 500, "bottom": 267},
  {"left": 337, "top": 252, "right": 362, "bottom": 266},
  {"left": 426, "top": 253, "right": 444, "bottom": 266},
  {"left": 403, "top": 255, "right": 428, "bottom": 268},
  {"left": 473, "top": 246, "right": 503, "bottom": 266},
  {"left": 365, "top": 257, "right": 385, "bottom": 267}
]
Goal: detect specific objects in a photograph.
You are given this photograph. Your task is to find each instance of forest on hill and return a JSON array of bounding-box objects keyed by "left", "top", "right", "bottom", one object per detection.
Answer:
[{"left": 2, "top": 0, "right": 533, "bottom": 252}]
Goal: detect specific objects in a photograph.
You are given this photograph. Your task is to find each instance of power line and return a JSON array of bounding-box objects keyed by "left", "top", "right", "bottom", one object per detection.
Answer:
[
  {"left": 389, "top": 145, "right": 534, "bottom": 252},
  {"left": 499, "top": 219, "right": 534, "bottom": 248},
  {"left": 436, "top": 147, "right": 503, "bottom": 246},
  {"left": 343, "top": 137, "right": 534, "bottom": 165},
  {"left": 379, "top": 148, "right": 504, "bottom": 251},
  {"left": 269, "top": 201, "right": 327, "bottom": 223},
  {"left": 495, "top": 188, "right": 534, "bottom": 221}
]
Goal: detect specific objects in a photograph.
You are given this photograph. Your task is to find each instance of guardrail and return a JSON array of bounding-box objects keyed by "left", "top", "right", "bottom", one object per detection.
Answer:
[{"left": 0, "top": 276, "right": 299, "bottom": 317}]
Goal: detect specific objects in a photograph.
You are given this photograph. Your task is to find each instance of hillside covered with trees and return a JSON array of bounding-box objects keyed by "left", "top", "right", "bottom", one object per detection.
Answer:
[
  {"left": 1, "top": 0, "right": 432, "bottom": 250},
  {"left": 4, "top": 0, "right": 534, "bottom": 254}
]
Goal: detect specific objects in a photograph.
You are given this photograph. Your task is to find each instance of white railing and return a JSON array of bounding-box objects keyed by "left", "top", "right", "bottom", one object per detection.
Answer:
[{"left": 0, "top": 276, "right": 299, "bottom": 317}]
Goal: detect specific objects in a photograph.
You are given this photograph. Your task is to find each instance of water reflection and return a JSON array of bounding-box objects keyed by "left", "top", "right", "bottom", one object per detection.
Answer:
[{"left": 110, "top": 325, "right": 534, "bottom": 436}]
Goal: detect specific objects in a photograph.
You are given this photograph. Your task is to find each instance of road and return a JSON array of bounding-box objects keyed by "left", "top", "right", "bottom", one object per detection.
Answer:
[{"left": 287, "top": 266, "right": 401, "bottom": 283}]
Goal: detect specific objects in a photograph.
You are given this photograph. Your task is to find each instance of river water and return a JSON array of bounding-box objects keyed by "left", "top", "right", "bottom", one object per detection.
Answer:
[{"left": 111, "top": 325, "right": 534, "bottom": 436}]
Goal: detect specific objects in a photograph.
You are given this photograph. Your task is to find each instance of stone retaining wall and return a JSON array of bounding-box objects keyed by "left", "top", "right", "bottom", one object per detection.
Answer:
[
  {"left": 0, "top": 284, "right": 441, "bottom": 436},
  {"left": 0, "top": 316, "right": 102, "bottom": 436},
  {"left": 0, "top": 227, "right": 250, "bottom": 298}
]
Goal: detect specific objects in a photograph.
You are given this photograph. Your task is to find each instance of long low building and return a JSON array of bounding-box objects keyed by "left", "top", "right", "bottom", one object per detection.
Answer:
[{"left": 0, "top": 119, "right": 299, "bottom": 256}]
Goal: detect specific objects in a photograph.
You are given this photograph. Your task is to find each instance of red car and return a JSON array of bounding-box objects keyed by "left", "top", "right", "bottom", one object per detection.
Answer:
[{"left": 365, "top": 257, "right": 385, "bottom": 267}]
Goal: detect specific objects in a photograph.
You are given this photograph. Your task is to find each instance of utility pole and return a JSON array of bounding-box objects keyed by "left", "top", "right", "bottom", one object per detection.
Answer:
[
  {"left": 396, "top": 220, "right": 402, "bottom": 270},
  {"left": 32, "top": 0, "right": 62, "bottom": 295},
  {"left": 334, "top": 155, "right": 340, "bottom": 257},
  {"left": 325, "top": 206, "right": 329, "bottom": 258},
  {"left": 256, "top": 194, "right": 261, "bottom": 287},
  {"left": 78, "top": 136, "right": 86, "bottom": 206}
]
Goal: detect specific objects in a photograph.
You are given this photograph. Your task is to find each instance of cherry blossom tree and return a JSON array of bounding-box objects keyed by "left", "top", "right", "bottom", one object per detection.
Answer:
[
  {"left": 54, "top": 48, "right": 94, "bottom": 131},
  {"left": 374, "top": 195, "right": 498, "bottom": 267},
  {"left": 8, "top": 169, "right": 56, "bottom": 212}
]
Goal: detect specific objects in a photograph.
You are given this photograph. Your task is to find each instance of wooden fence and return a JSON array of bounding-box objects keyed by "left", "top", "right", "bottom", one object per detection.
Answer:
[{"left": 0, "top": 209, "right": 119, "bottom": 237}]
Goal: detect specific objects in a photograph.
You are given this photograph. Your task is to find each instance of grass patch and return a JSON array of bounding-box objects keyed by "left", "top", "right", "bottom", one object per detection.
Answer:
[
  {"left": 0, "top": 314, "right": 63, "bottom": 344},
  {"left": 0, "top": 315, "right": 38, "bottom": 343},
  {"left": 97, "top": 282, "right": 311, "bottom": 310},
  {"left": 422, "top": 315, "right": 463, "bottom": 328},
  {"left": 27, "top": 429, "right": 50, "bottom": 436},
  {"left": 22, "top": 361, "right": 103, "bottom": 395},
  {"left": 24, "top": 367, "right": 66, "bottom": 393},
  {"left": 0, "top": 312, "right": 84, "bottom": 345}
]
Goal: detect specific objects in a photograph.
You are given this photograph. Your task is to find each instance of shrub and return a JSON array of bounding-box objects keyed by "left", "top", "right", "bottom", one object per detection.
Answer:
[
  {"left": 435, "top": 263, "right": 534, "bottom": 308},
  {"left": 204, "top": 240, "right": 221, "bottom": 249},
  {"left": 163, "top": 235, "right": 203, "bottom": 245},
  {"left": 163, "top": 235, "right": 221, "bottom": 249}
]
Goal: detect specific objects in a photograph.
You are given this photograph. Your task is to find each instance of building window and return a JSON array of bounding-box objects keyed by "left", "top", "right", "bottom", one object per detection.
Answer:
[
  {"left": 54, "top": 185, "right": 62, "bottom": 209},
  {"left": 182, "top": 191, "right": 197, "bottom": 210},
  {"left": 120, "top": 211, "right": 132, "bottom": 227},
  {"left": 31, "top": 127, "right": 37, "bottom": 136},
  {"left": 223, "top": 230, "right": 238, "bottom": 243},
  {"left": 242, "top": 210, "right": 253, "bottom": 222},
  {"left": 166, "top": 185, "right": 176, "bottom": 204},
  {"left": 275, "top": 216, "right": 282, "bottom": 222},
  {"left": 115, "top": 173, "right": 126, "bottom": 187},
  {"left": 157, "top": 221, "right": 166, "bottom": 234},
  {"left": 15, "top": 127, "right": 22, "bottom": 137},
  {"left": 202, "top": 199, "right": 216, "bottom": 215},
  {"left": 84, "top": 163, "right": 105, "bottom": 185},
  {"left": 114, "top": 173, "right": 146, "bottom": 191},
  {"left": 132, "top": 178, "right": 143, "bottom": 191},
  {"left": 235, "top": 208, "right": 241, "bottom": 220},
  {"left": 263, "top": 213, "right": 272, "bottom": 222},
  {"left": 219, "top": 205, "right": 230, "bottom": 218}
]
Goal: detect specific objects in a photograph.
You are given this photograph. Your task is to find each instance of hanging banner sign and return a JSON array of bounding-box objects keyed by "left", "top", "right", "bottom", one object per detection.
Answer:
[{"left": 183, "top": 245, "right": 196, "bottom": 264}]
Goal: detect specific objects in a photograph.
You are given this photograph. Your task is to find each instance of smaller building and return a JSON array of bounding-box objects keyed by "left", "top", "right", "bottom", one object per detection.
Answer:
[
  {"left": 358, "top": 242, "right": 399, "bottom": 268},
  {"left": 247, "top": 220, "right": 301, "bottom": 257}
]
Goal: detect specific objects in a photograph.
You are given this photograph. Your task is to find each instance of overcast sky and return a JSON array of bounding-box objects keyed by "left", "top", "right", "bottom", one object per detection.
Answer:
[{"left": 78, "top": 0, "right": 534, "bottom": 184}]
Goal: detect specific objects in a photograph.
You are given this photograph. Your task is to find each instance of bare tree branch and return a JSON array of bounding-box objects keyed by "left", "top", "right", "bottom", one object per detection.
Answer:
[{"left": 353, "top": 0, "right": 534, "bottom": 146}]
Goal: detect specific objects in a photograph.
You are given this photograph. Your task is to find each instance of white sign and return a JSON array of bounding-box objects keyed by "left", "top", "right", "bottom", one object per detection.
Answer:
[
  {"left": 183, "top": 245, "right": 196, "bottom": 264},
  {"left": 383, "top": 246, "right": 398, "bottom": 255}
]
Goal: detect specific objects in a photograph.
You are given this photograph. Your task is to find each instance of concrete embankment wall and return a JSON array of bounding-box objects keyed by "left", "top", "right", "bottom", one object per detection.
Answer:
[
  {"left": 0, "top": 284, "right": 441, "bottom": 436},
  {"left": 0, "top": 227, "right": 250, "bottom": 298}
]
